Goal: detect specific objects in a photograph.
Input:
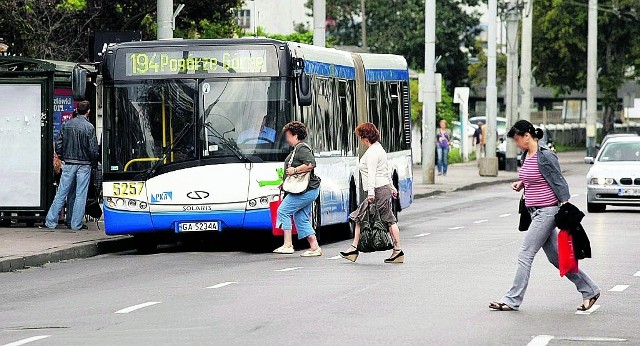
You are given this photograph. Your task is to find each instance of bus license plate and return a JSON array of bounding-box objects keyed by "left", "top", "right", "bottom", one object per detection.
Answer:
[
  {"left": 178, "top": 221, "right": 219, "bottom": 232},
  {"left": 618, "top": 188, "right": 640, "bottom": 196}
]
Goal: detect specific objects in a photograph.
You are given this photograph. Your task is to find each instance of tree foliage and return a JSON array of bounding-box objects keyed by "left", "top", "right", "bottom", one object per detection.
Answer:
[
  {"left": 410, "top": 78, "right": 457, "bottom": 127},
  {"left": 314, "top": 0, "right": 483, "bottom": 92},
  {"left": 0, "top": 0, "right": 242, "bottom": 61},
  {"left": 532, "top": 0, "right": 640, "bottom": 134}
]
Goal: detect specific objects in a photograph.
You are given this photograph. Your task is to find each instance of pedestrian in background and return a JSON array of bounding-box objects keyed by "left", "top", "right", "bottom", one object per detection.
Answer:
[
  {"left": 473, "top": 121, "right": 484, "bottom": 163},
  {"left": 273, "top": 121, "right": 323, "bottom": 257},
  {"left": 436, "top": 119, "right": 451, "bottom": 176},
  {"left": 489, "top": 120, "right": 600, "bottom": 311},
  {"left": 42, "top": 101, "right": 98, "bottom": 231},
  {"left": 340, "top": 122, "right": 404, "bottom": 263}
]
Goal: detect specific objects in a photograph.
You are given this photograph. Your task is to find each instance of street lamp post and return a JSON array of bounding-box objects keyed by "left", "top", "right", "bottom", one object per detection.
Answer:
[
  {"left": 586, "top": 0, "right": 598, "bottom": 158},
  {"left": 504, "top": 0, "right": 521, "bottom": 172},
  {"left": 422, "top": 0, "right": 437, "bottom": 184}
]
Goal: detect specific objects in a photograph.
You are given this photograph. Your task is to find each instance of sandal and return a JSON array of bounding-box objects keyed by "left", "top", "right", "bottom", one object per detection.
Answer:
[
  {"left": 577, "top": 293, "right": 600, "bottom": 311},
  {"left": 489, "top": 302, "right": 515, "bottom": 311}
]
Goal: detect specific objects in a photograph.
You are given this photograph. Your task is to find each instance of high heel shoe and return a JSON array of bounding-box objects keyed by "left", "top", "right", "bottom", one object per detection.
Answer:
[
  {"left": 340, "top": 245, "right": 359, "bottom": 262},
  {"left": 384, "top": 249, "right": 404, "bottom": 263}
]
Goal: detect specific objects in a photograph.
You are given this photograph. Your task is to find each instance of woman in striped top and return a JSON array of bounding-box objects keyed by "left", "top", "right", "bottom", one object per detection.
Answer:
[{"left": 489, "top": 120, "right": 600, "bottom": 312}]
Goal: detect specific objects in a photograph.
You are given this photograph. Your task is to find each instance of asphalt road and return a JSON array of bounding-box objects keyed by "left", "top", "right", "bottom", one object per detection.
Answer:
[{"left": 1, "top": 162, "right": 639, "bottom": 346}]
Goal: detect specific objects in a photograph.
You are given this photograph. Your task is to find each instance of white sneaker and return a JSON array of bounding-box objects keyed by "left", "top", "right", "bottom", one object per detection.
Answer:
[
  {"left": 300, "top": 248, "right": 322, "bottom": 257},
  {"left": 273, "top": 245, "right": 295, "bottom": 254}
]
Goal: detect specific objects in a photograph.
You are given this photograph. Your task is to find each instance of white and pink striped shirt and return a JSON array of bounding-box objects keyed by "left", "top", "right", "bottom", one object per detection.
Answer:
[{"left": 520, "top": 153, "right": 559, "bottom": 207}]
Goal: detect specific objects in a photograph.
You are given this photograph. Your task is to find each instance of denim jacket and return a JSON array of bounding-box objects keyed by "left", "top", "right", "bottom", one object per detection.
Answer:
[{"left": 521, "top": 146, "right": 571, "bottom": 203}]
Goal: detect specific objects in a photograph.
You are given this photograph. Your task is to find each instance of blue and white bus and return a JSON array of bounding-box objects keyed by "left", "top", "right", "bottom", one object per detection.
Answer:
[{"left": 81, "top": 38, "right": 412, "bottom": 251}]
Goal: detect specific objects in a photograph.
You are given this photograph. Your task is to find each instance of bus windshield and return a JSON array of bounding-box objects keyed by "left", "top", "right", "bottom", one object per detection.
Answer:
[{"left": 104, "top": 77, "right": 291, "bottom": 173}]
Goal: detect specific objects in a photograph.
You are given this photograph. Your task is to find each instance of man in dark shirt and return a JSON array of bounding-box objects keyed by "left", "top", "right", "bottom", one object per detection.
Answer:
[
  {"left": 43, "top": 101, "right": 99, "bottom": 231},
  {"left": 473, "top": 121, "right": 484, "bottom": 163}
]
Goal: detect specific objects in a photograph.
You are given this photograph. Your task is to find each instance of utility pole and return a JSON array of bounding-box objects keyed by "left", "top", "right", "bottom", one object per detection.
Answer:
[
  {"left": 422, "top": 0, "right": 437, "bottom": 184},
  {"left": 157, "top": 0, "right": 174, "bottom": 40},
  {"left": 313, "top": 0, "right": 326, "bottom": 47},
  {"left": 480, "top": 0, "right": 499, "bottom": 176},
  {"left": 586, "top": 0, "right": 598, "bottom": 157},
  {"left": 361, "top": 0, "right": 367, "bottom": 50},
  {"left": 520, "top": 0, "right": 533, "bottom": 122},
  {"left": 504, "top": 0, "right": 520, "bottom": 172},
  {"left": 157, "top": 0, "right": 184, "bottom": 40}
]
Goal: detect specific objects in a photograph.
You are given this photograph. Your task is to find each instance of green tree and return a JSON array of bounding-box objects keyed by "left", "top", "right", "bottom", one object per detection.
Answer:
[
  {"left": 410, "top": 77, "right": 456, "bottom": 127},
  {"left": 532, "top": 0, "right": 640, "bottom": 134},
  {"left": 240, "top": 26, "right": 314, "bottom": 45},
  {"left": 0, "top": 0, "right": 242, "bottom": 61},
  {"left": 467, "top": 40, "right": 507, "bottom": 95},
  {"left": 310, "top": 0, "right": 483, "bottom": 92}
]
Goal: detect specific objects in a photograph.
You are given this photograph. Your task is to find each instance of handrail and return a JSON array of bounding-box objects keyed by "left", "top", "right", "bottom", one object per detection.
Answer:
[{"left": 123, "top": 158, "right": 161, "bottom": 172}]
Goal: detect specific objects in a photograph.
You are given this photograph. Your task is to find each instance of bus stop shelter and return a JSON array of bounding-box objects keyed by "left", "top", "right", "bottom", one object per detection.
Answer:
[{"left": 0, "top": 57, "right": 56, "bottom": 226}]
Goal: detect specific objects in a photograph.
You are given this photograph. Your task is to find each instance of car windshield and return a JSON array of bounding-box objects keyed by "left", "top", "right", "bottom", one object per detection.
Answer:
[{"left": 598, "top": 141, "right": 640, "bottom": 162}]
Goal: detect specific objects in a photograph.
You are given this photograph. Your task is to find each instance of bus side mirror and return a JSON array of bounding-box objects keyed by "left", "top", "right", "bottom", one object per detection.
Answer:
[
  {"left": 297, "top": 72, "right": 312, "bottom": 107},
  {"left": 72, "top": 67, "right": 88, "bottom": 100}
]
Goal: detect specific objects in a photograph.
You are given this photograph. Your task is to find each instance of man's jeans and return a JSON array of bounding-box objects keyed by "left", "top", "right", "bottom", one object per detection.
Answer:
[{"left": 45, "top": 164, "right": 91, "bottom": 230}]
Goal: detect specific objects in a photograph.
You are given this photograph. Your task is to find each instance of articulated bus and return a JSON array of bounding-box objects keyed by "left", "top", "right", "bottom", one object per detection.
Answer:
[{"left": 79, "top": 38, "right": 412, "bottom": 251}]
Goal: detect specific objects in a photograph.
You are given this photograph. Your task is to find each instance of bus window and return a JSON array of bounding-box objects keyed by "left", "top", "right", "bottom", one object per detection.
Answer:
[
  {"left": 106, "top": 80, "right": 197, "bottom": 173},
  {"left": 201, "top": 78, "right": 291, "bottom": 162}
]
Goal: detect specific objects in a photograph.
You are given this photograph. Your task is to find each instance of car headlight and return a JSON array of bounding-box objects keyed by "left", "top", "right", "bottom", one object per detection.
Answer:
[{"left": 589, "top": 177, "right": 617, "bottom": 186}]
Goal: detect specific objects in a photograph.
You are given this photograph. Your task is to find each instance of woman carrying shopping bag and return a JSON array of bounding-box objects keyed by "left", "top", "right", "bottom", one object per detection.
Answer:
[
  {"left": 272, "top": 121, "right": 323, "bottom": 257},
  {"left": 489, "top": 120, "right": 600, "bottom": 312},
  {"left": 340, "top": 123, "right": 404, "bottom": 263}
]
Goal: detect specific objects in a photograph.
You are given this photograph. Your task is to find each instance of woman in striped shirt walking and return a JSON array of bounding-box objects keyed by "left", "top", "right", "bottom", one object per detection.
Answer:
[{"left": 489, "top": 120, "right": 600, "bottom": 312}]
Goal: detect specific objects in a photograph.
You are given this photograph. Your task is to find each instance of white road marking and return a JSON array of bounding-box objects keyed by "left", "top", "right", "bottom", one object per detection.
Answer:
[
  {"left": 327, "top": 255, "right": 342, "bottom": 260},
  {"left": 633, "top": 271, "right": 640, "bottom": 277},
  {"left": 2, "top": 336, "right": 51, "bottom": 346},
  {"left": 499, "top": 213, "right": 511, "bottom": 218},
  {"left": 527, "top": 335, "right": 554, "bottom": 346},
  {"left": 115, "top": 301, "right": 161, "bottom": 314},
  {"left": 558, "top": 337, "right": 627, "bottom": 342},
  {"left": 206, "top": 281, "right": 238, "bottom": 289},
  {"left": 275, "top": 267, "right": 303, "bottom": 272},
  {"left": 448, "top": 226, "right": 464, "bottom": 230},
  {"left": 571, "top": 193, "right": 580, "bottom": 198},
  {"left": 473, "top": 219, "right": 489, "bottom": 224},
  {"left": 609, "top": 285, "right": 630, "bottom": 292},
  {"left": 414, "top": 233, "right": 431, "bottom": 238},
  {"left": 575, "top": 304, "right": 601, "bottom": 315}
]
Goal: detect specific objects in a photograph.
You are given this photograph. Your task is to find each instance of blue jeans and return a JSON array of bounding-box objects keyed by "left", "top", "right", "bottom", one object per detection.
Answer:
[
  {"left": 45, "top": 164, "right": 91, "bottom": 230},
  {"left": 276, "top": 188, "right": 320, "bottom": 240},
  {"left": 437, "top": 146, "right": 449, "bottom": 174}
]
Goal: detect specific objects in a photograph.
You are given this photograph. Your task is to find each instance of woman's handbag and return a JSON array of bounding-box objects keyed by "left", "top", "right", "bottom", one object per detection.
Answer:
[
  {"left": 357, "top": 205, "right": 394, "bottom": 253},
  {"left": 518, "top": 196, "right": 531, "bottom": 232},
  {"left": 558, "top": 229, "right": 579, "bottom": 276},
  {"left": 282, "top": 143, "right": 311, "bottom": 194},
  {"left": 269, "top": 193, "right": 297, "bottom": 236}
]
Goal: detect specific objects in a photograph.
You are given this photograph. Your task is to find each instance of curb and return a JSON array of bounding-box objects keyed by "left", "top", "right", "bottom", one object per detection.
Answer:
[
  {"left": 0, "top": 236, "right": 134, "bottom": 273},
  {"left": 413, "top": 177, "right": 515, "bottom": 200}
]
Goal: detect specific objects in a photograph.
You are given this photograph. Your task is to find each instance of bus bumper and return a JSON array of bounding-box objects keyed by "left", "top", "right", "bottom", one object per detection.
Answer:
[{"left": 103, "top": 206, "right": 272, "bottom": 235}]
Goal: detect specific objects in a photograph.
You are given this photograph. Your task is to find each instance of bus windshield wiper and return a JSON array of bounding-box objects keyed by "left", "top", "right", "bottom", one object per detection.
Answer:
[
  {"left": 203, "top": 122, "right": 250, "bottom": 162},
  {"left": 144, "top": 122, "right": 194, "bottom": 179}
]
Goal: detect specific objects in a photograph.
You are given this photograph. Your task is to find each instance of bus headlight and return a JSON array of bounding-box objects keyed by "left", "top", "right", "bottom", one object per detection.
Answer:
[
  {"left": 115, "top": 198, "right": 125, "bottom": 207},
  {"left": 248, "top": 199, "right": 257, "bottom": 208},
  {"left": 128, "top": 199, "right": 137, "bottom": 208},
  {"left": 260, "top": 197, "right": 269, "bottom": 205},
  {"left": 106, "top": 197, "right": 116, "bottom": 208}
]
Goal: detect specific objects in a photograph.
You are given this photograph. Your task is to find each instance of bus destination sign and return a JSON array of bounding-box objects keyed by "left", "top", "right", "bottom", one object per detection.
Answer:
[{"left": 125, "top": 49, "right": 270, "bottom": 77}]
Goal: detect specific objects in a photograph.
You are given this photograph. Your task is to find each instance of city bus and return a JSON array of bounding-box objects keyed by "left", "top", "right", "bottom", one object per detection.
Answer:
[{"left": 74, "top": 38, "right": 413, "bottom": 251}]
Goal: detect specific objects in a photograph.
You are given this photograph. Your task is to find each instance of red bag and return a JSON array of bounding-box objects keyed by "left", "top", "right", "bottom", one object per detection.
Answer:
[
  {"left": 558, "top": 229, "right": 579, "bottom": 276},
  {"left": 270, "top": 195, "right": 297, "bottom": 236}
]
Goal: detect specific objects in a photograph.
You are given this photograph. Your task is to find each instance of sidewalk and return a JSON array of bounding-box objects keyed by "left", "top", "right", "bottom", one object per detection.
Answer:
[
  {"left": 0, "top": 223, "right": 132, "bottom": 272},
  {"left": 412, "top": 150, "right": 586, "bottom": 199}
]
